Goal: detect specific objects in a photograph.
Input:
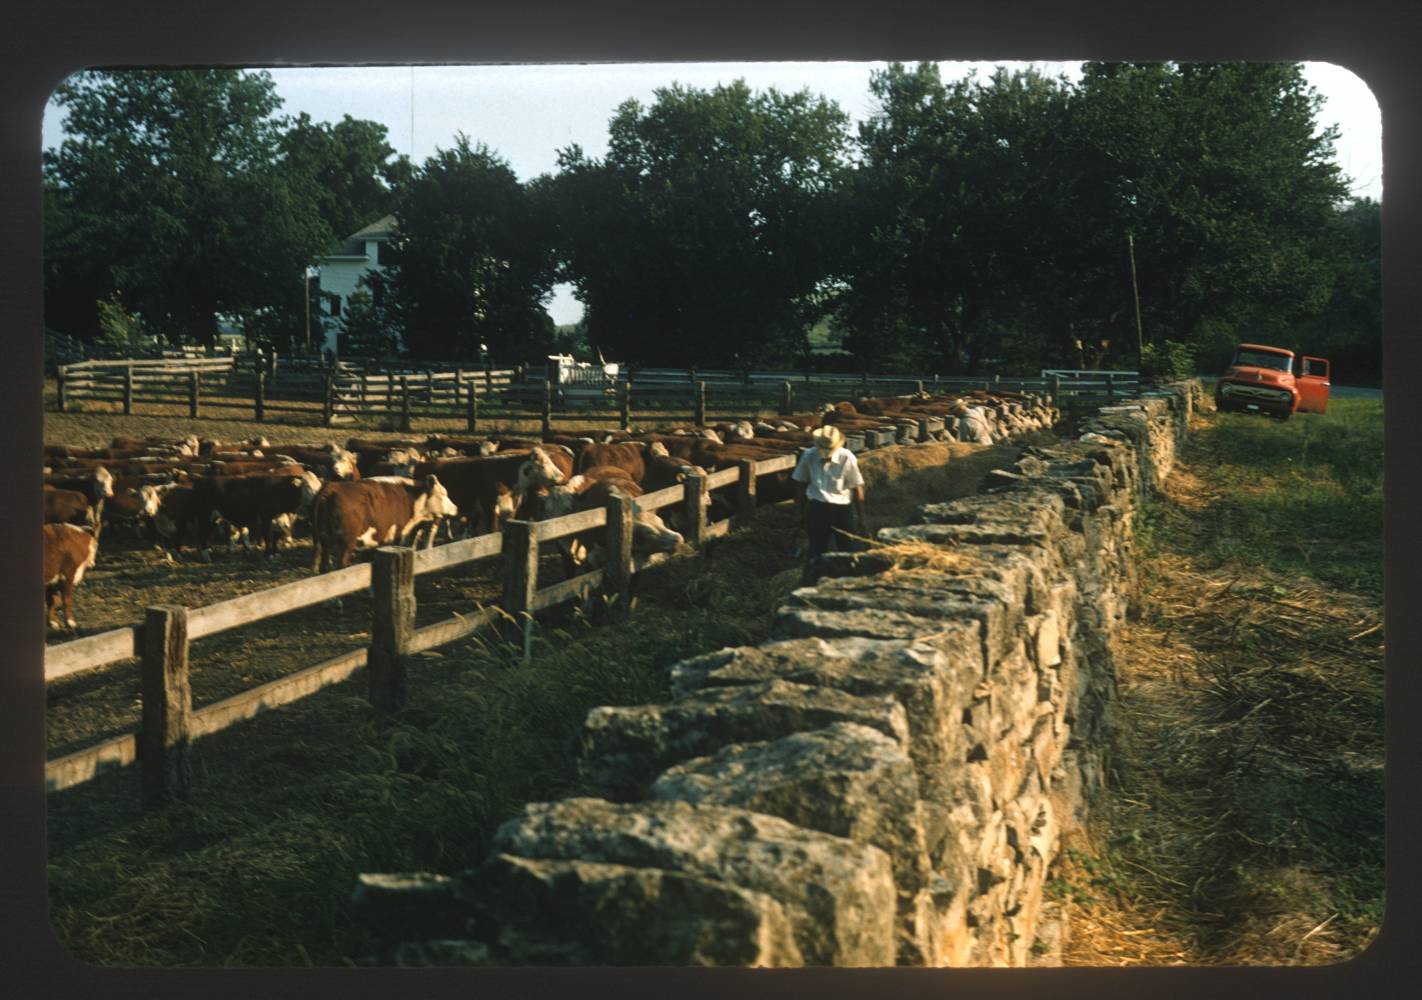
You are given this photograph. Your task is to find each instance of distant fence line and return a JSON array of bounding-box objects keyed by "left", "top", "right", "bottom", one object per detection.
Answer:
[{"left": 56, "top": 355, "right": 1139, "bottom": 431}]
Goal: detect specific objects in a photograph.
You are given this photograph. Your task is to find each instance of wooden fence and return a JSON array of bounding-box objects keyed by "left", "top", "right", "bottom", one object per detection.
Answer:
[
  {"left": 56, "top": 356, "right": 1138, "bottom": 432},
  {"left": 43, "top": 451, "right": 799, "bottom": 808}
]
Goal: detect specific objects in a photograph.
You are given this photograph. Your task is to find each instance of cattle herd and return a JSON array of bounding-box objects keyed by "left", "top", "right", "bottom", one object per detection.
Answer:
[{"left": 42, "top": 389, "right": 1055, "bottom": 634}]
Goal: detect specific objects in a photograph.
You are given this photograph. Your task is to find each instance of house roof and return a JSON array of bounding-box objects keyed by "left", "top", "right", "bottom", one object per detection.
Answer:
[{"left": 323, "top": 214, "right": 398, "bottom": 258}]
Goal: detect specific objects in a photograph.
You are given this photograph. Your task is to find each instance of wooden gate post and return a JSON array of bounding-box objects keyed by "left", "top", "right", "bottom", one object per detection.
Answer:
[
  {"left": 682, "top": 470, "right": 708, "bottom": 548},
  {"left": 1051, "top": 374, "right": 1062, "bottom": 406},
  {"left": 255, "top": 369, "right": 266, "bottom": 422},
  {"left": 369, "top": 546, "right": 415, "bottom": 715},
  {"left": 123, "top": 365, "right": 134, "bottom": 415},
  {"left": 501, "top": 520, "right": 539, "bottom": 661},
  {"left": 189, "top": 371, "right": 200, "bottom": 418},
  {"left": 57, "top": 365, "right": 67, "bottom": 413},
  {"left": 1107, "top": 372, "right": 1116, "bottom": 402},
  {"left": 400, "top": 375, "right": 412, "bottom": 432},
  {"left": 541, "top": 379, "right": 553, "bottom": 437},
  {"left": 466, "top": 376, "right": 479, "bottom": 433},
  {"left": 916, "top": 380, "right": 924, "bottom": 396},
  {"left": 694, "top": 381, "right": 707, "bottom": 427},
  {"left": 780, "top": 381, "right": 793, "bottom": 416},
  {"left": 735, "top": 459, "right": 758, "bottom": 520},
  {"left": 602, "top": 491, "right": 634, "bottom": 618},
  {"left": 619, "top": 379, "right": 631, "bottom": 432},
  {"left": 485, "top": 357, "right": 494, "bottom": 396},
  {"left": 140, "top": 605, "right": 193, "bottom": 809}
]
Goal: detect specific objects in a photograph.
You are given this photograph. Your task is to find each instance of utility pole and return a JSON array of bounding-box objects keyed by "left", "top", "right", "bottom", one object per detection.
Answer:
[{"left": 1127, "top": 232, "right": 1144, "bottom": 373}]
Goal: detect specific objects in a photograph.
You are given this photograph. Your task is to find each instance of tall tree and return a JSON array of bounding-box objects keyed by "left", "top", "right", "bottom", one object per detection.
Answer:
[
  {"left": 44, "top": 69, "right": 330, "bottom": 347},
  {"left": 379, "top": 136, "right": 556, "bottom": 361},
  {"left": 279, "top": 113, "right": 411, "bottom": 241},
  {"left": 548, "top": 80, "right": 851, "bottom": 367}
]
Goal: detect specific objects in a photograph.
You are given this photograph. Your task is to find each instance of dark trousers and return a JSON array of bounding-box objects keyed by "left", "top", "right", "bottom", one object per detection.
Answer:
[{"left": 806, "top": 499, "right": 856, "bottom": 560}]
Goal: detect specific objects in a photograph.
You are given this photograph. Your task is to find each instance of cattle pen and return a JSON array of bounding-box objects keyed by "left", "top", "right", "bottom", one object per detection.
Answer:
[{"left": 44, "top": 452, "right": 798, "bottom": 808}]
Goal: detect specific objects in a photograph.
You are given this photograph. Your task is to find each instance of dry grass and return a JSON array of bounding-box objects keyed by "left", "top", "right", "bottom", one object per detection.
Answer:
[{"left": 1057, "top": 406, "right": 1384, "bottom": 967}]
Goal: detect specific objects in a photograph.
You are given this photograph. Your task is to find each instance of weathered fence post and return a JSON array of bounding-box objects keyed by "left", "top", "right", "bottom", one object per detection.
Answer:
[
  {"left": 1051, "top": 374, "right": 1062, "bottom": 407},
  {"left": 255, "top": 369, "right": 266, "bottom": 422},
  {"left": 57, "top": 365, "right": 67, "bottom": 413},
  {"left": 861, "top": 371, "right": 869, "bottom": 393},
  {"left": 323, "top": 367, "right": 335, "bottom": 427},
  {"left": 368, "top": 546, "right": 416, "bottom": 715},
  {"left": 916, "top": 379, "right": 924, "bottom": 396},
  {"left": 694, "top": 381, "right": 707, "bottom": 427},
  {"left": 682, "top": 469, "right": 708, "bottom": 548},
  {"left": 189, "top": 370, "right": 200, "bottom": 418},
  {"left": 541, "top": 379, "right": 553, "bottom": 437},
  {"left": 424, "top": 371, "right": 434, "bottom": 411},
  {"left": 619, "top": 379, "right": 631, "bottom": 432},
  {"left": 485, "top": 357, "right": 494, "bottom": 397},
  {"left": 400, "top": 375, "right": 412, "bottom": 432},
  {"left": 140, "top": 605, "right": 193, "bottom": 809},
  {"left": 465, "top": 376, "right": 479, "bottom": 433},
  {"left": 123, "top": 365, "right": 134, "bottom": 415},
  {"left": 501, "top": 519, "right": 539, "bottom": 661},
  {"left": 602, "top": 490, "right": 634, "bottom": 619},
  {"left": 780, "top": 380, "right": 793, "bottom": 416},
  {"left": 1107, "top": 372, "right": 1116, "bottom": 402},
  {"left": 735, "top": 459, "right": 758, "bottom": 520}
]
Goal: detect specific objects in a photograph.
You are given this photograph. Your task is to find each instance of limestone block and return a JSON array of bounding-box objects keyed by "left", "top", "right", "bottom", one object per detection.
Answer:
[
  {"left": 647, "top": 722, "right": 938, "bottom": 964},
  {"left": 472, "top": 854, "right": 805, "bottom": 966},
  {"left": 579, "top": 680, "right": 910, "bottom": 799},
  {"left": 487, "top": 797, "right": 897, "bottom": 966}
]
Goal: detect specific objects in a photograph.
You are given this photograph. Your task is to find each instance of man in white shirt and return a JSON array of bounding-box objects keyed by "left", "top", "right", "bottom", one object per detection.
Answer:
[{"left": 792, "top": 425, "right": 867, "bottom": 564}]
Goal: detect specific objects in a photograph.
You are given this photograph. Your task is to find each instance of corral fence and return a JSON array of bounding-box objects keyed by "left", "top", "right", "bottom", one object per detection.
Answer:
[
  {"left": 44, "top": 451, "right": 800, "bottom": 809},
  {"left": 56, "top": 355, "right": 1139, "bottom": 431}
]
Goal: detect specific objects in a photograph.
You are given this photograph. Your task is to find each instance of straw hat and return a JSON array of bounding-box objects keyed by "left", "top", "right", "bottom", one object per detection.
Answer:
[{"left": 812, "top": 425, "right": 844, "bottom": 454}]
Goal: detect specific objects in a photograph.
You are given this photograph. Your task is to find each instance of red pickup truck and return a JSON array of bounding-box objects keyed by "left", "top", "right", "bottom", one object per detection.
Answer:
[{"left": 1214, "top": 343, "right": 1331, "bottom": 419}]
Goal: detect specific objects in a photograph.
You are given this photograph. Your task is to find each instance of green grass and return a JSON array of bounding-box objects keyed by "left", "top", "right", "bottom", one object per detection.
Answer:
[
  {"left": 46, "top": 510, "right": 805, "bottom": 967},
  {"left": 1141, "top": 398, "right": 1383, "bottom": 594}
]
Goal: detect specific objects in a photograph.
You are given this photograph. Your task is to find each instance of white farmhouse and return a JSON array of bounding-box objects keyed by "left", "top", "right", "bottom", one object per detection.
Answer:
[{"left": 313, "top": 214, "right": 398, "bottom": 356}]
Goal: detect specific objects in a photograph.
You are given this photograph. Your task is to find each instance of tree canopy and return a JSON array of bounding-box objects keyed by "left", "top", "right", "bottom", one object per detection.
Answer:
[
  {"left": 545, "top": 80, "right": 852, "bottom": 367},
  {"left": 42, "top": 63, "right": 1377, "bottom": 381}
]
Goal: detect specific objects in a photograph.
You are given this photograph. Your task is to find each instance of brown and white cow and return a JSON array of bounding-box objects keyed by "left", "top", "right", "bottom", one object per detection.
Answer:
[
  {"left": 532, "top": 468, "right": 685, "bottom": 572},
  {"left": 43, "top": 486, "right": 102, "bottom": 539},
  {"left": 310, "top": 475, "right": 459, "bottom": 572},
  {"left": 186, "top": 470, "right": 324, "bottom": 556},
  {"left": 43, "top": 523, "right": 99, "bottom": 630},
  {"left": 412, "top": 448, "right": 567, "bottom": 538}
]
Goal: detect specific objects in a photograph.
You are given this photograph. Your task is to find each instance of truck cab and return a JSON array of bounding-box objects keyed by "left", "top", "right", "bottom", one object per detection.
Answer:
[{"left": 1215, "top": 343, "right": 1330, "bottom": 418}]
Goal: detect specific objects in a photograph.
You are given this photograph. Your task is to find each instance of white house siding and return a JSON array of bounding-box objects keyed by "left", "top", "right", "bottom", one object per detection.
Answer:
[{"left": 316, "top": 216, "right": 397, "bottom": 356}]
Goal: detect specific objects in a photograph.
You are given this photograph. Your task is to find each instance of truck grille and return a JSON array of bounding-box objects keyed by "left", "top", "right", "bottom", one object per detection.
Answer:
[{"left": 1221, "top": 383, "right": 1291, "bottom": 403}]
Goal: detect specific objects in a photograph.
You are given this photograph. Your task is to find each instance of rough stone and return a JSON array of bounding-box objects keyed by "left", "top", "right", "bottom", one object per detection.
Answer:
[
  {"left": 486, "top": 797, "right": 897, "bottom": 966},
  {"left": 471, "top": 854, "right": 806, "bottom": 967},
  {"left": 579, "top": 679, "right": 910, "bottom": 800}
]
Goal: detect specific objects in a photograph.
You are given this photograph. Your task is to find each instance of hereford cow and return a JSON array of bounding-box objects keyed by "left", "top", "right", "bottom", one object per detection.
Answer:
[
  {"left": 187, "top": 470, "right": 324, "bottom": 556},
  {"left": 44, "top": 523, "right": 99, "bottom": 631},
  {"left": 310, "top": 475, "right": 459, "bottom": 573},
  {"left": 43, "top": 486, "right": 102, "bottom": 539},
  {"left": 533, "top": 469, "right": 684, "bottom": 573},
  {"left": 412, "top": 447, "right": 566, "bottom": 538}
]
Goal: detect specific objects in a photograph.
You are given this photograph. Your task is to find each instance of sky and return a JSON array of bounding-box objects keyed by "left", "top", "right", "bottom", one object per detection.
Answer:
[{"left": 43, "top": 61, "right": 1383, "bottom": 327}]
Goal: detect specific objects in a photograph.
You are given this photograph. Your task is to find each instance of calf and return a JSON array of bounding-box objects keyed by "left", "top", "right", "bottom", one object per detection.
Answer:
[
  {"left": 310, "top": 475, "right": 459, "bottom": 572},
  {"left": 44, "top": 465, "right": 115, "bottom": 505},
  {"left": 43, "top": 523, "right": 99, "bottom": 631}
]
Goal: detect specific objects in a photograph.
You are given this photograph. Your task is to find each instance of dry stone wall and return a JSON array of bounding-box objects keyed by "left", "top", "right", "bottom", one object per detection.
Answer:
[{"left": 353, "top": 381, "right": 1202, "bottom": 967}]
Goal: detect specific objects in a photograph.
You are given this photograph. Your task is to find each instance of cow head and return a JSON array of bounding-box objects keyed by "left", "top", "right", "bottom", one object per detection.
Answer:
[
  {"left": 731, "top": 420, "right": 755, "bottom": 441},
  {"left": 416, "top": 475, "right": 459, "bottom": 522},
  {"left": 632, "top": 512, "right": 684, "bottom": 555},
  {"left": 646, "top": 441, "right": 670, "bottom": 458},
  {"left": 91, "top": 465, "right": 115, "bottom": 499},
  {"left": 296, "top": 471, "right": 324, "bottom": 515},
  {"left": 180, "top": 434, "right": 200, "bottom": 457},
  {"left": 329, "top": 449, "right": 358, "bottom": 480},
  {"left": 518, "top": 447, "right": 566, "bottom": 492},
  {"left": 698, "top": 428, "right": 722, "bottom": 442},
  {"left": 137, "top": 484, "right": 162, "bottom": 519},
  {"left": 477, "top": 441, "right": 498, "bottom": 456},
  {"left": 537, "top": 480, "right": 583, "bottom": 521}
]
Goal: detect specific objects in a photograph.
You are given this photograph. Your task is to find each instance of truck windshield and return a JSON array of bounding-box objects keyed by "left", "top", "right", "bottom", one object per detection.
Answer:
[{"left": 1233, "top": 349, "right": 1293, "bottom": 371}]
